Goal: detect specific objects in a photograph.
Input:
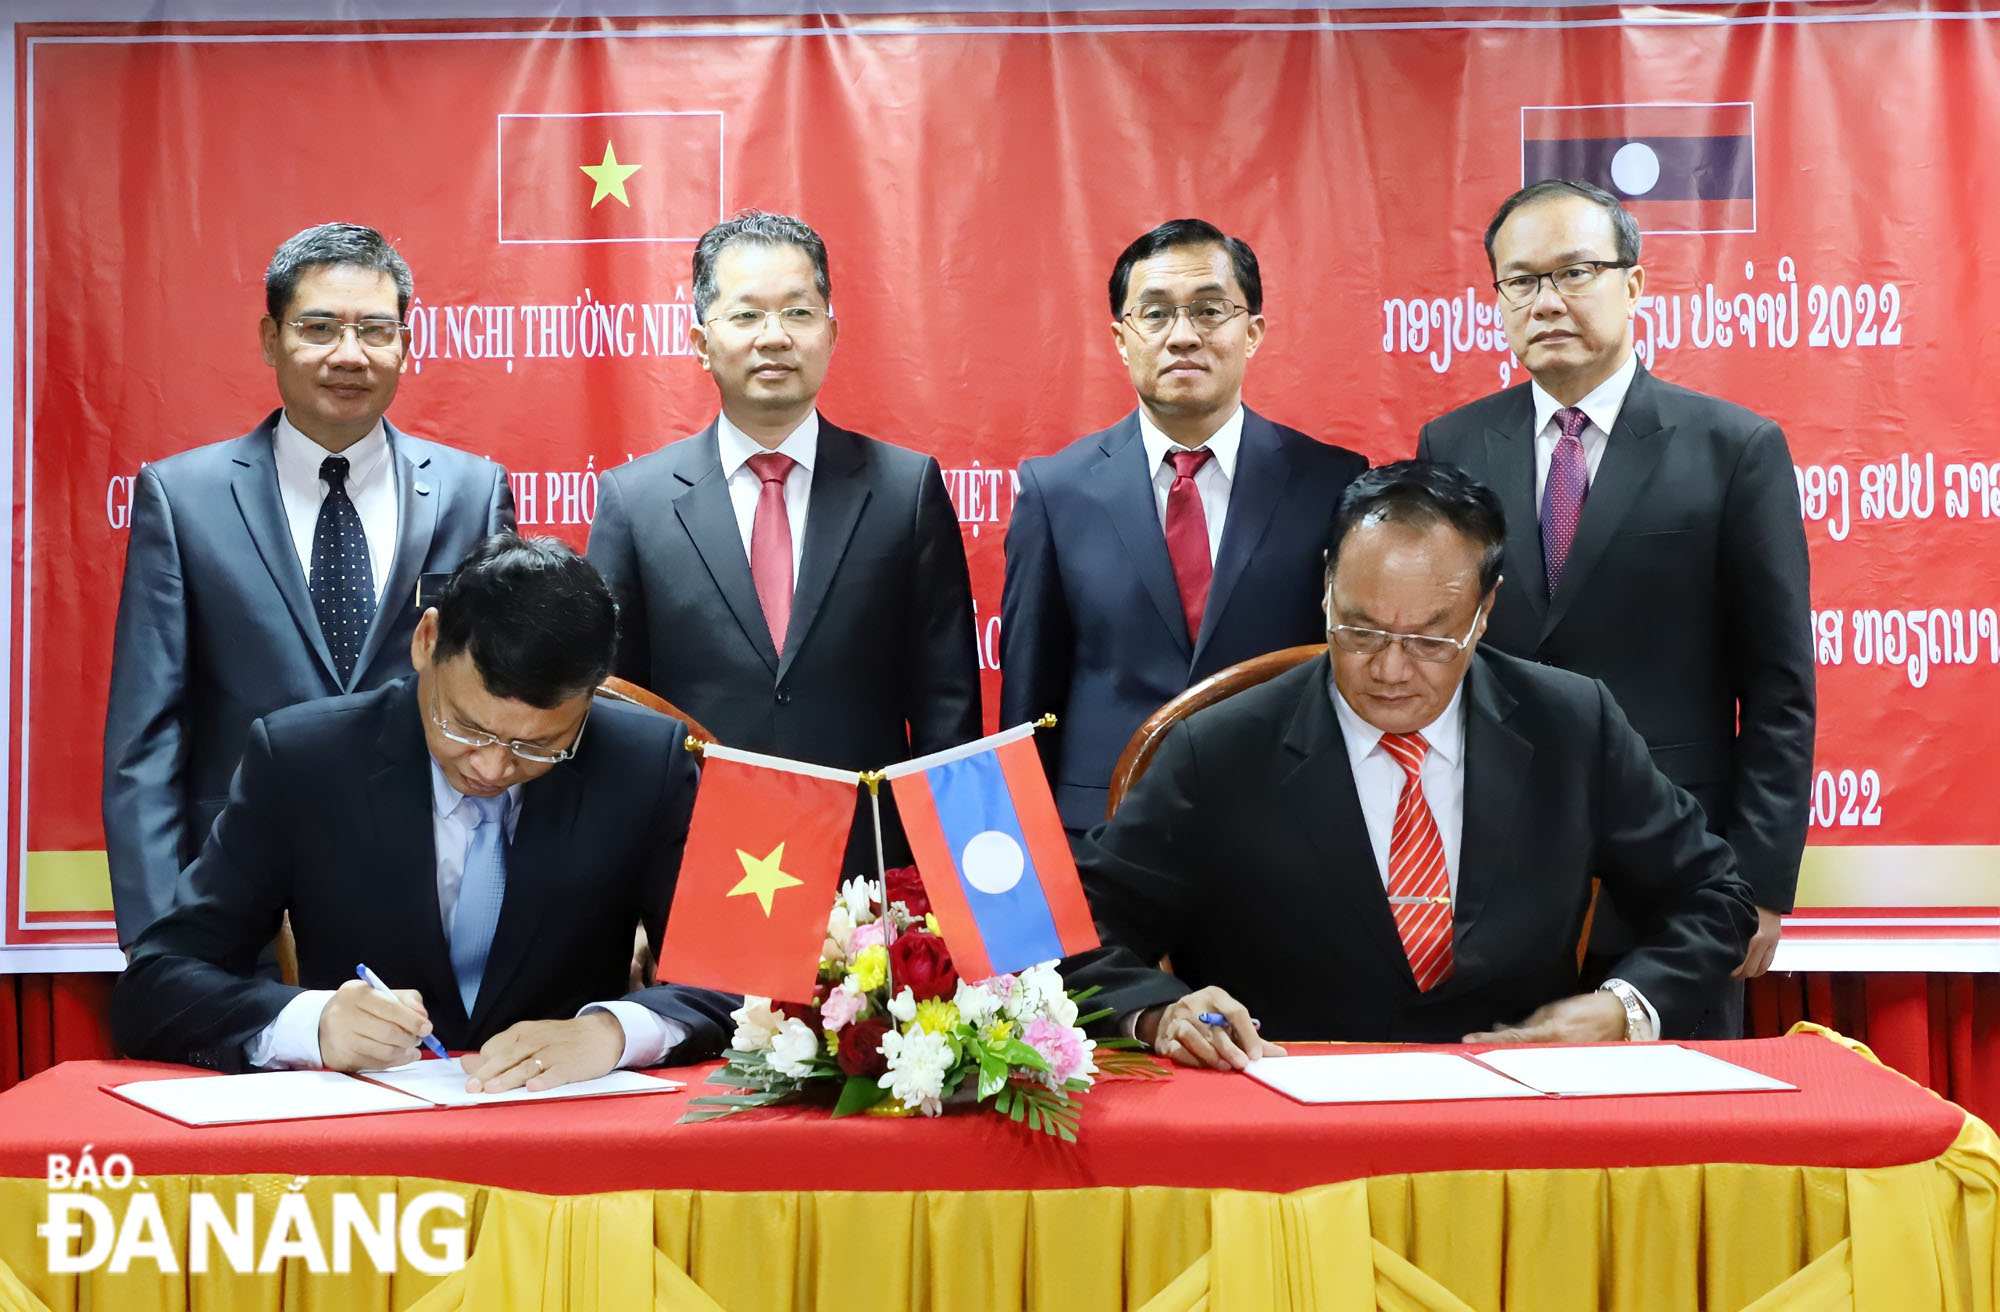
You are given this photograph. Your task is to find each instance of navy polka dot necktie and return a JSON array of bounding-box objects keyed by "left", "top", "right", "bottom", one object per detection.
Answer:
[{"left": 309, "top": 455, "right": 373, "bottom": 685}]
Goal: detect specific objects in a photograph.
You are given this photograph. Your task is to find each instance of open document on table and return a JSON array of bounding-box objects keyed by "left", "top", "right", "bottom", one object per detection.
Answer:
[{"left": 1247, "top": 1044, "right": 1797, "bottom": 1105}]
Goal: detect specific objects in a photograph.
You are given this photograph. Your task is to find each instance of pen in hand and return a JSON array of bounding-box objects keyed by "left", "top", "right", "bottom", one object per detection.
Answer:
[
  {"left": 1198, "top": 1011, "right": 1262, "bottom": 1030},
  {"left": 356, "top": 963, "right": 450, "bottom": 1062}
]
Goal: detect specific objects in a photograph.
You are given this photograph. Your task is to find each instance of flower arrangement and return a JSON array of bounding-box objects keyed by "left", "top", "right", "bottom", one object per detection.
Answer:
[{"left": 684, "top": 866, "right": 1160, "bottom": 1139}]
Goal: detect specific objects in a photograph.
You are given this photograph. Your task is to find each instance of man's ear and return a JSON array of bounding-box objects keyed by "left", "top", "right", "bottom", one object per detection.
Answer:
[{"left": 411, "top": 607, "right": 439, "bottom": 670}]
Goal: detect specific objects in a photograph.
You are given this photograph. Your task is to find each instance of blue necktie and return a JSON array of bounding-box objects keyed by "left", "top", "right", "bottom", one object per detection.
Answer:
[
  {"left": 309, "top": 455, "right": 373, "bottom": 686},
  {"left": 450, "top": 793, "right": 508, "bottom": 1015}
]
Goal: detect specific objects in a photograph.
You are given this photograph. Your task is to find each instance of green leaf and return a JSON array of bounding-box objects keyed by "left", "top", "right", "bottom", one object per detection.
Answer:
[
  {"left": 999, "top": 1038, "right": 1050, "bottom": 1071},
  {"left": 977, "top": 1050, "right": 1009, "bottom": 1100},
  {"left": 831, "top": 1075, "right": 890, "bottom": 1117},
  {"left": 1074, "top": 1006, "right": 1114, "bottom": 1027},
  {"left": 1068, "top": 985, "right": 1103, "bottom": 1003},
  {"left": 687, "top": 1092, "right": 789, "bottom": 1108}
]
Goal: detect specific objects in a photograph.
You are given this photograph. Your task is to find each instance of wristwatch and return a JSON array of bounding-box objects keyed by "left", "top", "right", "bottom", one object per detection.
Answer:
[{"left": 1597, "top": 979, "right": 1649, "bottom": 1041}]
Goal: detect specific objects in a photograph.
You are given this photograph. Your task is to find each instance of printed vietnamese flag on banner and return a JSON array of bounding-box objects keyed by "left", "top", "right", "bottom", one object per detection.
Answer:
[
  {"left": 496, "top": 110, "right": 724, "bottom": 244},
  {"left": 658, "top": 745, "right": 857, "bottom": 1003}
]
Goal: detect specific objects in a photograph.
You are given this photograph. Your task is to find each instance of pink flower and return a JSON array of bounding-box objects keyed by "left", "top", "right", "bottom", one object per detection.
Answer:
[
  {"left": 850, "top": 921, "right": 888, "bottom": 954},
  {"left": 821, "top": 984, "right": 864, "bottom": 1033},
  {"left": 1023, "top": 1017, "right": 1094, "bottom": 1087},
  {"left": 988, "top": 973, "right": 1017, "bottom": 999}
]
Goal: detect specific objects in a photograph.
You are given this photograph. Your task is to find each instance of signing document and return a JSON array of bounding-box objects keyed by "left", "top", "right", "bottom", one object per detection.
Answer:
[{"left": 1248, "top": 1045, "right": 1794, "bottom": 1106}]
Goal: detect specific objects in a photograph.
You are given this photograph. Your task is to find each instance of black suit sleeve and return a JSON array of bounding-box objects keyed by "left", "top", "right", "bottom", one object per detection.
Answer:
[
  {"left": 999, "top": 461, "right": 1073, "bottom": 782},
  {"left": 585, "top": 469, "right": 653, "bottom": 688},
  {"left": 1589, "top": 680, "right": 1759, "bottom": 1036},
  {"left": 485, "top": 462, "right": 519, "bottom": 534},
  {"left": 902, "top": 456, "right": 982, "bottom": 755},
  {"left": 1718, "top": 420, "right": 1816, "bottom": 912},
  {"left": 625, "top": 735, "right": 738, "bottom": 1061},
  {"left": 110, "top": 719, "right": 303, "bottom": 1071},
  {"left": 1413, "top": 420, "right": 1437, "bottom": 464},
  {"left": 1060, "top": 723, "right": 1206, "bottom": 1028}
]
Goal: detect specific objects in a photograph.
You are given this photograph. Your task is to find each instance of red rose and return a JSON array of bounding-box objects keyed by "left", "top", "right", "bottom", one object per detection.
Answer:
[
  {"left": 837, "top": 1017, "right": 892, "bottom": 1077},
  {"left": 888, "top": 930, "right": 959, "bottom": 1002},
  {"left": 883, "top": 865, "right": 932, "bottom": 919}
]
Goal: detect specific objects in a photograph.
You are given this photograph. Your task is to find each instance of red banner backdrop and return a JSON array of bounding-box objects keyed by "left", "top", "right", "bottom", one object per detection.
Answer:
[{"left": 9, "top": 6, "right": 1999, "bottom": 964}]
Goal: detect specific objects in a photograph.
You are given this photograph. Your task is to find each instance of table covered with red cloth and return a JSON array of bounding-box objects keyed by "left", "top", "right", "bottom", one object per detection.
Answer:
[{"left": 0, "top": 1034, "right": 1964, "bottom": 1195}]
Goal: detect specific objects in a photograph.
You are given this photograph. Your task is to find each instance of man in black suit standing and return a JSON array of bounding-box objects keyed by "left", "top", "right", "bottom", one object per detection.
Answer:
[
  {"left": 1416, "top": 181, "right": 1814, "bottom": 1034},
  {"left": 1067, "top": 464, "right": 1755, "bottom": 1068},
  {"left": 587, "top": 211, "right": 979, "bottom": 871},
  {"left": 104, "top": 222, "right": 515, "bottom": 946},
  {"left": 112, "top": 535, "right": 734, "bottom": 1091},
  {"left": 1001, "top": 219, "right": 1367, "bottom": 838}
]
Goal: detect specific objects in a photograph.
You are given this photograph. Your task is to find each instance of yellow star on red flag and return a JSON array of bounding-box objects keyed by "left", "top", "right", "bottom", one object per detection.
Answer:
[
  {"left": 579, "top": 142, "right": 641, "bottom": 208},
  {"left": 728, "top": 842, "right": 804, "bottom": 917}
]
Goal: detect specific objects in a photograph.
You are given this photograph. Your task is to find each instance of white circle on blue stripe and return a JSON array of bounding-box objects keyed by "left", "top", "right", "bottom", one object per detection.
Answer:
[
  {"left": 961, "top": 830, "right": 1025, "bottom": 895},
  {"left": 1610, "top": 142, "right": 1660, "bottom": 196}
]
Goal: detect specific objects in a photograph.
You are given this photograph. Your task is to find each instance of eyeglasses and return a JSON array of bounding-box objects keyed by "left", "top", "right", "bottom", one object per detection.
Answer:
[
  {"left": 1120, "top": 298, "right": 1249, "bottom": 338},
  {"left": 1492, "top": 261, "right": 1633, "bottom": 309},
  {"left": 704, "top": 306, "right": 833, "bottom": 336},
  {"left": 287, "top": 316, "right": 409, "bottom": 351},
  {"left": 430, "top": 692, "right": 589, "bottom": 765},
  {"left": 1327, "top": 604, "right": 1487, "bottom": 664}
]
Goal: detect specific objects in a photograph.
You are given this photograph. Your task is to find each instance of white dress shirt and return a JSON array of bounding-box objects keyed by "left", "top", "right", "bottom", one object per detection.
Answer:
[
  {"left": 717, "top": 409, "right": 818, "bottom": 584},
  {"left": 272, "top": 411, "right": 399, "bottom": 605},
  {"left": 1529, "top": 350, "right": 1638, "bottom": 513},
  {"left": 1137, "top": 405, "right": 1242, "bottom": 565},
  {"left": 244, "top": 759, "right": 684, "bottom": 1071}
]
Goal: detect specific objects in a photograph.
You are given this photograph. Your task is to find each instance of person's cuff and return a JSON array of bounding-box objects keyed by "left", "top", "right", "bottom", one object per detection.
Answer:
[
  {"left": 1602, "top": 978, "right": 1660, "bottom": 1041},
  {"left": 244, "top": 990, "right": 334, "bottom": 1069},
  {"left": 579, "top": 1000, "right": 686, "bottom": 1068}
]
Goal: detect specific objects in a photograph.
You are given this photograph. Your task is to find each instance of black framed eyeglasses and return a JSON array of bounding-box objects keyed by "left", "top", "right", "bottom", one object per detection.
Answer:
[{"left": 1492, "top": 261, "right": 1633, "bottom": 309}]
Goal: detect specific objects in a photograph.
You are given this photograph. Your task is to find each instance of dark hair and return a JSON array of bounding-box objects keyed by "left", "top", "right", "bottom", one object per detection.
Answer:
[
  {"left": 1327, "top": 462, "right": 1507, "bottom": 596},
  {"left": 1482, "top": 179, "right": 1642, "bottom": 274},
  {"left": 431, "top": 533, "right": 617, "bottom": 708},
  {"left": 691, "top": 210, "right": 831, "bottom": 321},
  {"left": 1108, "top": 219, "right": 1263, "bottom": 318},
  {"left": 264, "top": 222, "right": 413, "bottom": 320}
]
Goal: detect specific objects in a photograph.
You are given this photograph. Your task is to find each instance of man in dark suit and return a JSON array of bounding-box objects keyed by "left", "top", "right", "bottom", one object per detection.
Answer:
[
  {"left": 1416, "top": 181, "right": 1814, "bottom": 1034},
  {"left": 104, "top": 222, "right": 515, "bottom": 946},
  {"left": 1002, "top": 219, "right": 1367, "bottom": 837},
  {"left": 112, "top": 535, "right": 733, "bottom": 1090},
  {"left": 588, "top": 211, "right": 979, "bottom": 870},
  {"left": 1067, "top": 463, "right": 1756, "bottom": 1068}
]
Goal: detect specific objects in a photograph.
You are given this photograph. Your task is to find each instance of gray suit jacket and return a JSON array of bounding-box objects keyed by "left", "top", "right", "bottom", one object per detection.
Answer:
[{"left": 102, "top": 410, "right": 515, "bottom": 945}]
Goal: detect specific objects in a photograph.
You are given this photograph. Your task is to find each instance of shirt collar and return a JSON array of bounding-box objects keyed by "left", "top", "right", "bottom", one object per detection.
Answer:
[
  {"left": 427, "top": 755, "right": 523, "bottom": 827},
  {"left": 717, "top": 409, "right": 820, "bottom": 479},
  {"left": 1326, "top": 669, "right": 1467, "bottom": 774},
  {"left": 1530, "top": 350, "right": 1639, "bottom": 441},
  {"left": 1136, "top": 404, "right": 1244, "bottom": 482},
  {"left": 274, "top": 410, "right": 391, "bottom": 485}
]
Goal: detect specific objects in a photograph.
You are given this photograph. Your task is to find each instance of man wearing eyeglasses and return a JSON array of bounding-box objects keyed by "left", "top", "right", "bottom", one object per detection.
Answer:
[
  {"left": 1416, "top": 181, "right": 1814, "bottom": 1037},
  {"left": 1002, "top": 219, "right": 1366, "bottom": 842},
  {"left": 588, "top": 211, "right": 979, "bottom": 873},
  {"left": 1064, "top": 462, "right": 1755, "bottom": 1065},
  {"left": 113, "top": 534, "right": 735, "bottom": 1087},
  {"left": 103, "top": 222, "right": 515, "bottom": 947}
]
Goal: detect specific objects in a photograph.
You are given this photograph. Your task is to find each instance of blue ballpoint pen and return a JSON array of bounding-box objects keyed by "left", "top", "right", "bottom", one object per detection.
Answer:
[
  {"left": 356, "top": 963, "right": 450, "bottom": 1061},
  {"left": 1197, "top": 1011, "right": 1262, "bottom": 1030}
]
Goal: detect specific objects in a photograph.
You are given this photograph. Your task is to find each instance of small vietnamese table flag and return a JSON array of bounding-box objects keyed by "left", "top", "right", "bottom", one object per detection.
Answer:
[
  {"left": 660, "top": 744, "right": 857, "bottom": 1003},
  {"left": 885, "top": 724, "right": 1099, "bottom": 980}
]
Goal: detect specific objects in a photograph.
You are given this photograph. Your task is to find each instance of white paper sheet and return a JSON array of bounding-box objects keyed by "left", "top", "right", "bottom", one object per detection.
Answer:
[
  {"left": 110, "top": 1069, "right": 434, "bottom": 1126},
  {"left": 361, "top": 1057, "right": 682, "bottom": 1107},
  {"left": 1245, "top": 1052, "right": 1544, "bottom": 1105},
  {"left": 1471, "top": 1044, "right": 1797, "bottom": 1097}
]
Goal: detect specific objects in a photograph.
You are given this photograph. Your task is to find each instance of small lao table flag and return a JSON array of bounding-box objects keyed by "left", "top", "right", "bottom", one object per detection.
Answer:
[
  {"left": 885, "top": 726, "right": 1099, "bottom": 981},
  {"left": 659, "top": 745, "right": 857, "bottom": 1003}
]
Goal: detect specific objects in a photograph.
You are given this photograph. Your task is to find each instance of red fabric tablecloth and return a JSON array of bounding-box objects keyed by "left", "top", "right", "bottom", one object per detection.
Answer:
[{"left": 0, "top": 1035, "right": 1964, "bottom": 1197}]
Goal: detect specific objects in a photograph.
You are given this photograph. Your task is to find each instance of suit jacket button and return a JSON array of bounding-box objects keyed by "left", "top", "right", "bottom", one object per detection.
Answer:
[{"left": 775, "top": 689, "right": 792, "bottom": 705}]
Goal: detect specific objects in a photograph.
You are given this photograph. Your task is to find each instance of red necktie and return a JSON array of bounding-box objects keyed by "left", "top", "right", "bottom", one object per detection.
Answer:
[
  {"left": 1541, "top": 406, "right": 1591, "bottom": 596},
  {"left": 1163, "top": 447, "right": 1214, "bottom": 642},
  {"left": 747, "top": 452, "right": 795, "bottom": 652},
  {"left": 1380, "top": 732, "right": 1454, "bottom": 992}
]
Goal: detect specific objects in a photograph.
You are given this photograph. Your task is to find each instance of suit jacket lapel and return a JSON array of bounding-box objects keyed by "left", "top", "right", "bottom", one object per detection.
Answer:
[
  {"left": 469, "top": 758, "right": 585, "bottom": 1034},
  {"left": 350, "top": 423, "right": 436, "bottom": 690},
  {"left": 672, "top": 424, "right": 779, "bottom": 674},
  {"left": 1275, "top": 665, "right": 1420, "bottom": 981},
  {"left": 1194, "top": 409, "right": 1285, "bottom": 666},
  {"left": 1094, "top": 415, "right": 1191, "bottom": 659},
  {"left": 780, "top": 422, "right": 871, "bottom": 682},
  {"left": 361, "top": 683, "right": 462, "bottom": 1031},
  {"left": 1485, "top": 392, "right": 1548, "bottom": 629},
  {"left": 1542, "top": 366, "right": 1672, "bottom": 640},
  {"left": 1440, "top": 657, "right": 1530, "bottom": 978},
  {"left": 228, "top": 413, "right": 341, "bottom": 690}
]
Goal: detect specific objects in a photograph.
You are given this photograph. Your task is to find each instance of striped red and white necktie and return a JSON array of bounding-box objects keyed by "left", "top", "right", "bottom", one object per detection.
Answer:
[{"left": 1380, "top": 731, "right": 1454, "bottom": 991}]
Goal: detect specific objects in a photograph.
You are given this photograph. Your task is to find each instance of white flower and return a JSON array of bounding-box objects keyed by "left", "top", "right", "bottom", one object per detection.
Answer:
[
  {"left": 731, "top": 997, "right": 783, "bottom": 1053},
  {"left": 1006, "top": 961, "right": 1067, "bottom": 1020},
  {"left": 952, "top": 980, "right": 1003, "bottom": 1029},
  {"left": 839, "top": 878, "right": 876, "bottom": 925},
  {"left": 887, "top": 985, "right": 918, "bottom": 1024},
  {"left": 877, "top": 1027, "right": 953, "bottom": 1115},
  {"left": 768, "top": 1017, "right": 822, "bottom": 1078},
  {"left": 824, "top": 904, "right": 856, "bottom": 959}
]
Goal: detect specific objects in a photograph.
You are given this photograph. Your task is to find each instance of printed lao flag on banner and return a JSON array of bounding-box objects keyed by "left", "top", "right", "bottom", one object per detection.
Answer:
[
  {"left": 1522, "top": 102, "right": 1755, "bottom": 234},
  {"left": 496, "top": 110, "right": 724, "bottom": 244},
  {"left": 885, "top": 727, "right": 1100, "bottom": 981}
]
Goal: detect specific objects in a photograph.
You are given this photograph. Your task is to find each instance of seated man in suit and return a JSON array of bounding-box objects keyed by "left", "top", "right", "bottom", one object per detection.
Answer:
[
  {"left": 112, "top": 534, "right": 734, "bottom": 1092},
  {"left": 1066, "top": 462, "right": 1757, "bottom": 1068}
]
